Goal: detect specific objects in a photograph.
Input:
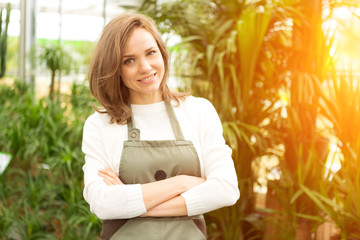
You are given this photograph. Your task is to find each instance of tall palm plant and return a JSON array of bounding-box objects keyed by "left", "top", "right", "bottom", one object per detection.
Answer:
[
  {"left": 268, "top": 0, "right": 335, "bottom": 238},
  {"left": 270, "top": 1, "right": 360, "bottom": 239},
  {"left": 303, "top": 68, "right": 360, "bottom": 239},
  {"left": 38, "top": 43, "right": 73, "bottom": 99}
]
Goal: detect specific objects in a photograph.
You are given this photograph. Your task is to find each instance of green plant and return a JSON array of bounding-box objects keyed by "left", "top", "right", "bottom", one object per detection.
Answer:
[
  {"left": 302, "top": 66, "right": 360, "bottom": 239},
  {"left": 0, "top": 169, "right": 20, "bottom": 239},
  {"left": 37, "top": 38, "right": 95, "bottom": 71},
  {"left": 0, "top": 3, "right": 11, "bottom": 78},
  {"left": 38, "top": 43, "right": 73, "bottom": 99},
  {"left": 266, "top": 1, "right": 360, "bottom": 239},
  {"left": 0, "top": 81, "right": 100, "bottom": 239},
  {"left": 261, "top": 1, "right": 338, "bottom": 239},
  {"left": 5, "top": 36, "right": 18, "bottom": 75}
]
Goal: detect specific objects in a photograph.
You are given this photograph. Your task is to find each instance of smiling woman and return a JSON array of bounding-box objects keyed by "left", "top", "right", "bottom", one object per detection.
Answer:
[
  {"left": 88, "top": 13, "right": 179, "bottom": 125},
  {"left": 82, "top": 13, "right": 239, "bottom": 240},
  {"left": 121, "top": 28, "right": 165, "bottom": 104}
]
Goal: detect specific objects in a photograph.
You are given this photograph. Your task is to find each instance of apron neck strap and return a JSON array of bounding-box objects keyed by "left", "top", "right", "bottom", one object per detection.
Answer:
[
  {"left": 127, "top": 100, "right": 185, "bottom": 141},
  {"left": 127, "top": 118, "right": 140, "bottom": 141},
  {"left": 165, "top": 100, "right": 185, "bottom": 141}
]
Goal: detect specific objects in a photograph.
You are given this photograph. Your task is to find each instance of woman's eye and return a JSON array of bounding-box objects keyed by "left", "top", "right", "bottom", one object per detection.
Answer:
[
  {"left": 147, "top": 50, "right": 156, "bottom": 56},
  {"left": 124, "top": 58, "right": 134, "bottom": 65}
]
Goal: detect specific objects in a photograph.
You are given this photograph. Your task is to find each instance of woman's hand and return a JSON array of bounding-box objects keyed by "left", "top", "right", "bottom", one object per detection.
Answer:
[
  {"left": 178, "top": 175, "right": 206, "bottom": 191},
  {"left": 98, "top": 168, "right": 123, "bottom": 186},
  {"left": 140, "top": 175, "right": 205, "bottom": 212},
  {"left": 140, "top": 176, "right": 206, "bottom": 217}
]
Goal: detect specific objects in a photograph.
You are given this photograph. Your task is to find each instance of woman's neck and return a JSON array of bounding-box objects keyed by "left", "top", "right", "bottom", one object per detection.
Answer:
[{"left": 129, "top": 91, "right": 164, "bottom": 105}]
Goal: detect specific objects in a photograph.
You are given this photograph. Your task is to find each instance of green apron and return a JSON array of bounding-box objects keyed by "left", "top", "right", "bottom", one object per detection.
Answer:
[{"left": 100, "top": 101, "right": 206, "bottom": 240}]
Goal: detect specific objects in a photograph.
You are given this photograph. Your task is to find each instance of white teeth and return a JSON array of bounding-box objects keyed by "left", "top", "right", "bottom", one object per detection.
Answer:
[{"left": 139, "top": 74, "right": 154, "bottom": 82}]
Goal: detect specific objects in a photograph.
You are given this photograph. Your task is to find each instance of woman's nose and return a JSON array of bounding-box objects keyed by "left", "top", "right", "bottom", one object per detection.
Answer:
[{"left": 139, "top": 59, "right": 151, "bottom": 73}]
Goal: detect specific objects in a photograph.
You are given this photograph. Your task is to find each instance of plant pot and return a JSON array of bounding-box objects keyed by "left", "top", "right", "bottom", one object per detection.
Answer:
[
  {"left": 264, "top": 180, "right": 285, "bottom": 240},
  {"left": 296, "top": 218, "right": 312, "bottom": 240},
  {"left": 331, "top": 234, "right": 360, "bottom": 240}
]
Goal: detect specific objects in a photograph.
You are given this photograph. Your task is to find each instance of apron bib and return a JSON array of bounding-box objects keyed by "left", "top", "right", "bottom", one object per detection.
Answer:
[{"left": 100, "top": 101, "right": 206, "bottom": 240}]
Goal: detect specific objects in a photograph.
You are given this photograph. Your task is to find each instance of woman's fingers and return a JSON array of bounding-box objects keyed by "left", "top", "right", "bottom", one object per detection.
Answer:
[
  {"left": 102, "top": 176, "right": 115, "bottom": 186},
  {"left": 98, "top": 168, "right": 123, "bottom": 185},
  {"left": 97, "top": 171, "right": 117, "bottom": 185}
]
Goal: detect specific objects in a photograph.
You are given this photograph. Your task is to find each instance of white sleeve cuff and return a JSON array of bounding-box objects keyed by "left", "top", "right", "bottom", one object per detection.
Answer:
[
  {"left": 181, "top": 186, "right": 206, "bottom": 216},
  {"left": 126, "top": 184, "right": 147, "bottom": 217},
  {"left": 90, "top": 183, "right": 146, "bottom": 220}
]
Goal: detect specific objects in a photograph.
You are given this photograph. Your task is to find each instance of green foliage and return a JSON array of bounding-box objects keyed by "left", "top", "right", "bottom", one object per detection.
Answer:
[
  {"left": 260, "top": 1, "right": 337, "bottom": 238},
  {"left": 263, "top": 1, "right": 360, "bottom": 239},
  {"left": 38, "top": 39, "right": 95, "bottom": 67},
  {"left": 307, "top": 67, "right": 360, "bottom": 239},
  {"left": 4, "top": 36, "right": 18, "bottom": 77},
  {"left": 0, "top": 81, "right": 101, "bottom": 239},
  {"left": 38, "top": 43, "right": 75, "bottom": 99},
  {"left": 0, "top": 3, "right": 11, "bottom": 78}
]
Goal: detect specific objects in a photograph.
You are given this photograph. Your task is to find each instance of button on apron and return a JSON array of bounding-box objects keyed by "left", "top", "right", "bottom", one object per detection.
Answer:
[
  {"left": 154, "top": 170, "right": 167, "bottom": 181},
  {"left": 100, "top": 101, "right": 206, "bottom": 240}
]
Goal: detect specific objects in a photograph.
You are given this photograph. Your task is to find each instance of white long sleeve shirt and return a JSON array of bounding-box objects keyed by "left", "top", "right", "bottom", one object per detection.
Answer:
[{"left": 82, "top": 96, "right": 239, "bottom": 220}]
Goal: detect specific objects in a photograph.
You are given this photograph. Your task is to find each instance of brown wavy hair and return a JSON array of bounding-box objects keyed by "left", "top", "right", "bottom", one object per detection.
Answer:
[{"left": 89, "top": 13, "right": 186, "bottom": 124}]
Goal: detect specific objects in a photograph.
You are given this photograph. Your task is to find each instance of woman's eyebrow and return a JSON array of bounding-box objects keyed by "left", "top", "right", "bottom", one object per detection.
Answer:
[{"left": 122, "top": 47, "right": 156, "bottom": 58}]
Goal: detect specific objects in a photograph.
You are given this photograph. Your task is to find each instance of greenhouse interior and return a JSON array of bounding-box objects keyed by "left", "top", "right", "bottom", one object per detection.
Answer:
[{"left": 0, "top": 0, "right": 360, "bottom": 239}]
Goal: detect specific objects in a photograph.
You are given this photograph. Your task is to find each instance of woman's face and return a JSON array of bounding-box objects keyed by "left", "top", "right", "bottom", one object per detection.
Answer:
[{"left": 121, "top": 27, "right": 165, "bottom": 104}]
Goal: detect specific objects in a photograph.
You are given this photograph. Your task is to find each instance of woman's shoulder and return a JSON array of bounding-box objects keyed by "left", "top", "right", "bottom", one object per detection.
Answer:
[
  {"left": 84, "top": 111, "right": 115, "bottom": 130},
  {"left": 85, "top": 111, "right": 107, "bottom": 123},
  {"left": 178, "top": 95, "right": 215, "bottom": 112}
]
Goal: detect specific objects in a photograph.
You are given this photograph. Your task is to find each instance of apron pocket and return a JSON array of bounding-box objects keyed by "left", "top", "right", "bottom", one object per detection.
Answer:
[
  {"left": 108, "top": 217, "right": 206, "bottom": 240},
  {"left": 110, "top": 219, "right": 149, "bottom": 240},
  {"left": 193, "top": 218, "right": 207, "bottom": 238},
  {"left": 161, "top": 218, "right": 207, "bottom": 240},
  {"left": 100, "top": 219, "right": 128, "bottom": 240}
]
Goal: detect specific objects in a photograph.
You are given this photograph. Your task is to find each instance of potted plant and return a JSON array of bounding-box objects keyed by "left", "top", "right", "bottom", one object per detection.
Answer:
[
  {"left": 38, "top": 43, "right": 73, "bottom": 99},
  {"left": 265, "top": 0, "right": 336, "bottom": 238},
  {"left": 301, "top": 67, "right": 360, "bottom": 239}
]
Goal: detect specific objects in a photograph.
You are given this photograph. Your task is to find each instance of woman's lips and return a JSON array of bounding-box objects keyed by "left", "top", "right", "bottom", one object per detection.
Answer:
[{"left": 138, "top": 73, "right": 156, "bottom": 82}]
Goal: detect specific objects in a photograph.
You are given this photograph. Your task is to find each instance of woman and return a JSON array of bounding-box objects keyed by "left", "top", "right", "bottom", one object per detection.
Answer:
[{"left": 82, "top": 13, "right": 239, "bottom": 240}]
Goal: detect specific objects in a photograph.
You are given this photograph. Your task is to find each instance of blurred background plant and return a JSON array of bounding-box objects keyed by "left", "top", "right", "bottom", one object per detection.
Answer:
[
  {"left": 0, "top": 81, "right": 101, "bottom": 239},
  {"left": 38, "top": 42, "right": 77, "bottom": 100},
  {"left": 0, "top": 2, "right": 10, "bottom": 78},
  {"left": 265, "top": 0, "right": 334, "bottom": 238},
  {"left": 300, "top": 66, "right": 360, "bottom": 239}
]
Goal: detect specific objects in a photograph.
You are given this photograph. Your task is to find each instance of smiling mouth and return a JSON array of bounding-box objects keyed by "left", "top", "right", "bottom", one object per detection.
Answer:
[{"left": 138, "top": 73, "right": 156, "bottom": 82}]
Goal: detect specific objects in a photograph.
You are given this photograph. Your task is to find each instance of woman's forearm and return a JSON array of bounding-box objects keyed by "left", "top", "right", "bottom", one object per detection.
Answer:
[
  {"left": 140, "top": 175, "right": 205, "bottom": 211},
  {"left": 97, "top": 168, "right": 205, "bottom": 214},
  {"left": 141, "top": 195, "right": 187, "bottom": 217}
]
